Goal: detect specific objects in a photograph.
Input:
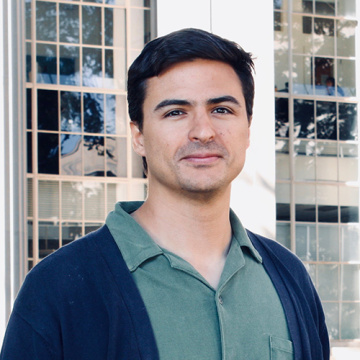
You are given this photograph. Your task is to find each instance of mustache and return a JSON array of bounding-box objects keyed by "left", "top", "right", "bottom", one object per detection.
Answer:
[{"left": 175, "top": 141, "right": 228, "bottom": 159}]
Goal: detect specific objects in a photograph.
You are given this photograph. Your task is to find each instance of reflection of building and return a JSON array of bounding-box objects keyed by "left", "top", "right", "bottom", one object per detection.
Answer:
[{"left": 0, "top": 0, "right": 359, "bottom": 357}]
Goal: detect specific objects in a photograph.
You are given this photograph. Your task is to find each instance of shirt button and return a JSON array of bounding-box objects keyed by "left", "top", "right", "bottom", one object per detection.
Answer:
[{"left": 218, "top": 296, "right": 223, "bottom": 305}]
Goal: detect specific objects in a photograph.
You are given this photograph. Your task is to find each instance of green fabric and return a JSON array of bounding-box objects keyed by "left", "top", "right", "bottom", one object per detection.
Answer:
[{"left": 106, "top": 202, "right": 293, "bottom": 360}]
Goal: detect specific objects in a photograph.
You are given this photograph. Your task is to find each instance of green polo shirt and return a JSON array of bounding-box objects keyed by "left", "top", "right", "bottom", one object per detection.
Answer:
[{"left": 106, "top": 201, "right": 294, "bottom": 360}]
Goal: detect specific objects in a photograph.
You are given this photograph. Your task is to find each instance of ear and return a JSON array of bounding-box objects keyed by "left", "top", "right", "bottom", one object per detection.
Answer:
[{"left": 130, "top": 122, "right": 146, "bottom": 157}]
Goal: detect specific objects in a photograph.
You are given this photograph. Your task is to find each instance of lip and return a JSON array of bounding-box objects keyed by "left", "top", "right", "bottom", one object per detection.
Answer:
[{"left": 181, "top": 153, "right": 222, "bottom": 164}]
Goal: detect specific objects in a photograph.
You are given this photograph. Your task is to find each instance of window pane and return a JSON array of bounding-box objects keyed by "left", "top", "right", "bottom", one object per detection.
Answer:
[
  {"left": 338, "top": 59, "right": 356, "bottom": 97},
  {"left": 315, "top": 58, "right": 334, "bottom": 95},
  {"left": 323, "top": 303, "right": 339, "bottom": 340},
  {"left": 341, "top": 303, "right": 360, "bottom": 340},
  {"left": 39, "top": 180, "right": 59, "bottom": 218},
  {"left": 60, "top": 45, "right": 80, "bottom": 86},
  {"left": 337, "top": 20, "right": 356, "bottom": 57},
  {"left": 26, "top": 43, "right": 31, "bottom": 82},
  {"left": 319, "top": 224, "right": 339, "bottom": 261},
  {"left": 106, "top": 95, "right": 127, "bottom": 135},
  {"left": 84, "top": 182, "right": 104, "bottom": 220},
  {"left": 38, "top": 133, "right": 59, "bottom": 174},
  {"left": 39, "top": 221, "right": 59, "bottom": 259},
  {"left": 339, "top": 144, "right": 358, "bottom": 182},
  {"left": 316, "top": 141, "right": 338, "bottom": 181},
  {"left": 37, "top": 90, "right": 58, "bottom": 131},
  {"left": 292, "top": 15, "right": 312, "bottom": 54},
  {"left": 337, "top": 0, "right": 356, "bottom": 17},
  {"left": 84, "top": 136, "right": 105, "bottom": 176},
  {"left": 294, "top": 99, "right": 314, "bottom": 138},
  {"left": 62, "top": 222, "right": 82, "bottom": 245},
  {"left": 62, "top": 182, "right": 82, "bottom": 219},
  {"left": 28, "top": 220, "right": 33, "bottom": 257},
  {"left": 339, "top": 103, "right": 358, "bottom": 140},
  {"left": 104, "top": 48, "right": 126, "bottom": 90},
  {"left": 59, "top": 3, "right": 79, "bottom": 43},
  {"left": 341, "top": 265, "right": 360, "bottom": 300},
  {"left": 83, "top": 48, "right": 102, "bottom": 87},
  {"left": 82, "top": 6, "right": 102, "bottom": 45},
  {"left": 316, "top": 101, "right": 337, "bottom": 140},
  {"left": 294, "top": 140, "right": 315, "bottom": 180},
  {"left": 132, "top": 148, "right": 145, "bottom": 178},
  {"left": 296, "top": 223, "right": 316, "bottom": 260},
  {"left": 26, "top": 89, "right": 32, "bottom": 129},
  {"left": 276, "top": 139, "right": 290, "bottom": 180},
  {"left": 27, "top": 132, "right": 32, "bottom": 173},
  {"left": 318, "top": 205, "right": 338, "bottom": 223},
  {"left": 37, "top": 43, "right": 57, "bottom": 84},
  {"left": 27, "top": 178, "right": 33, "bottom": 217},
  {"left": 61, "top": 91, "right": 81, "bottom": 132},
  {"left": 340, "top": 186, "right": 359, "bottom": 222},
  {"left": 107, "top": 183, "right": 127, "bottom": 213},
  {"left": 341, "top": 225, "right": 360, "bottom": 261},
  {"left": 105, "top": 8, "right": 126, "bottom": 47},
  {"left": 293, "top": 0, "right": 312, "bottom": 13},
  {"left": 318, "top": 264, "right": 339, "bottom": 300},
  {"left": 84, "top": 93, "right": 104, "bottom": 133},
  {"left": 293, "top": 55, "right": 312, "bottom": 94},
  {"left": 61, "top": 135, "right": 82, "bottom": 175},
  {"left": 315, "top": 0, "right": 335, "bottom": 15},
  {"left": 276, "top": 223, "right": 291, "bottom": 249},
  {"left": 130, "top": 9, "right": 151, "bottom": 49},
  {"left": 36, "top": 1, "right": 57, "bottom": 41},
  {"left": 275, "top": 98, "right": 289, "bottom": 137},
  {"left": 313, "top": 18, "right": 334, "bottom": 56},
  {"left": 25, "top": 0, "right": 31, "bottom": 40},
  {"left": 106, "top": 137, "right": 127, "bottom": 177},
  {"left": 85, "top": 223, "right": 103, "bottom": 234}
]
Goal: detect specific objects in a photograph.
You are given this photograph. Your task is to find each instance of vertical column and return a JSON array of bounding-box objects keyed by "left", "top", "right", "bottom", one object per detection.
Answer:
[{"left": 0, "top": 0, "right": 27, "bottom": 340}]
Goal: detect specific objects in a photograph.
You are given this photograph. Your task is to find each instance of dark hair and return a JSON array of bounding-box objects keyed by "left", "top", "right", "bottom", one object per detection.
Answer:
[{"left": 127, "top": 28, "right": 255, "bottom": 173}]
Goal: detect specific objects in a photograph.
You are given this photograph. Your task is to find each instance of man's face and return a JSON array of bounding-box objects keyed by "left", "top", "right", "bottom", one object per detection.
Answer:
[{"left": 131, "top": 59, "right": 251, "bottom": 198}]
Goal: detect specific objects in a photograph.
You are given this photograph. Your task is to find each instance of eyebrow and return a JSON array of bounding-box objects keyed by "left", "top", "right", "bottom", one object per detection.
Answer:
[{"left": 153, "top": 95, "right": 241, "bottom": 112}]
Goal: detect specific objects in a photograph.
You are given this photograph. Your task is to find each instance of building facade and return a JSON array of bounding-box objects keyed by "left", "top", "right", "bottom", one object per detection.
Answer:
[{"left": 1, "top": 0, "right": 359, "bottom": 357}]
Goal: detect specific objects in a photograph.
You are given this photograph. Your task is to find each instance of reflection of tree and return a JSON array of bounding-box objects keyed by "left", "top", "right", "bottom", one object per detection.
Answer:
[
  {"left": 59, "top": 4, "right": 79, "bottom": 43},
  {"left": 339, "top": 103, "right": 358, "bottom": 141},
  {"left": 61, "top": 91, "right": 81, "bottom": 132},
  {"left": 82, "top": 6, "right": 102, "bottom": 45},
  {"left": 275, "top": 98, "right": 289, "bottom": 137},
  {"left": 294, "top": 99, "right": 315, "bottom": 138},
  {"left": 84, "top": 93, "right": 104, "bottom": 133},
  {"left": 316, "top": 102, "right": 337, "bottom": 140}
]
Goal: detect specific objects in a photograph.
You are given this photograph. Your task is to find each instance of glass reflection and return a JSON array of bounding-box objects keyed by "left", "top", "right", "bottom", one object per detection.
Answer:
[
  {"left": 26, "top": 0, "right": 31, "bottom": 40},
  {"left": 319, "top": 225, "right": 339, "bottom": 261},
  {"left": 61, "top": 135, "right": 82, "bottom": 176},
  {"left": 294, "top": 99, "right": 314, "bottom": 138},
  {"left": 296, "top": 224, "right": 316, "bottom": 260},
  {"left": 61, "top": 91, "right": 81, "bottom": 132},
  {"left": 62, "top": 182, "right": 83, "bottom": 219},
  {"left": 276, "top": 139, "right": 290, "bottom": 180},
  {"left": 292, "top": 15, "right": 312, "bottom": 54},
  {"left": 316, "top": 101, "right": 337, "bottom": 140},
  {"left": 323, "top": 303, "right": 339, "bottom": 340},
  {"left": 38, "top": 89, "right": 58, "bottom": 131},
  {"left": 313, "top": 18, "right": 334, "bottom": 56},
  {"left": 82, "top": 6, "right": 102, "bottom": 45},
  {"left": 84, "top": 93, "right": 104, "bottom": 133},
  {"left": 274, "top": 0, "right": 288, "bottom": 11},
  {"left": 84, "top": 182, "right": 105, "bottom": 219},
  {"left": 315, "top": 57, "right": 334, "bottom": 95},
  {"left": 37, "top": 43, "right": 57, "bottom": 84},
  {"left": 59, "top": 3, "right": 79, "bottom": 43},
  {"left": 293, "top": 55, "right": 312, "bottom": 94},
  {"left": 106, "top": 0, "right": 126, "bottom": 4},
  {"left": 293, "top": 0, "right": 312, "bottom": 13},
  {"left": 315, "top": 0, "right": 335, "bottom": 15},
  {"left": 106, "top": 137, "right": 127, "bottom": 177},
  {"left": 338, "top": 59, "right": 356, "bottom": 97},
  {"left": 337, "top": 20, "right": 356, "bottom": 57},
  {"left": 337, "top": 0, "right": 356, "bottom": 17},
  {"left": 39, "top": 221, "right": 59, "bottom": 259},
  {"left": 341, "top": 303, "right": 360, "bottom": 340},
  {"left": 131, "top": 9, "right": 151, "bottom": 49},
  {"left": 275, "top": 98, "right": 289, "bottom": 137},
  {"left": 274, "top": 12, "right": 288, "bottom": 92},
  {"left": 276, "top": 223, "right": 291, "bottom": 249},
  {"left": 27, "top": 89, "right": 32, "bottom": 129},
  {"left": 60, "top": 46, "right": 80, "bottom": 86},
  {"left": 339, "top": 104, "right": 358, "bottom": 140},
  {"left": 339, "top": 143, "right": 358, "bottom": 182},
  {"left": 38, "top": 133, "right": 59, "bottom": 174},
  {"left": 84, "top": 136, "right": 105, "bottom": 176},
  {"left": 316, "top": 141, "right": 338, "bottom": 181},
  {"left": 83, "top": 48, "right": 102, "bottom": 87},
  {"left": 62, "top": 222, "right": 82, "bottom": 245},
  {"left": 341, "top": 226, "right": 360, "bottom": 261},
  {"left": 106, "top": 95, "right": 127, "bottom": 135},
  {"left": 341, "top": 265, "right": 360, "bottom": 300},
  {"left": 105, "top": 8, "right": 126, "bottom": 47},
  {"left": 36, "top": 1, "right": 57, "bottom": 41},
  {"left": 26, "top": 43, "right": 31, "bottom": 82},
  {"left": 318, "top": 265, "right": 339, "bottom": 301},
  {"left": 27, "top": 132, "right": 32, "bottom": 173},
  {"left": 294, "top": 140, "right": 315, "bottom": 180}
]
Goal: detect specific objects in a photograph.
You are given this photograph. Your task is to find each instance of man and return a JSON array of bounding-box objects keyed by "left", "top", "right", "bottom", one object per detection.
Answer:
[{"left": 1, "top": 29, "right": 329, "bottom": 359}]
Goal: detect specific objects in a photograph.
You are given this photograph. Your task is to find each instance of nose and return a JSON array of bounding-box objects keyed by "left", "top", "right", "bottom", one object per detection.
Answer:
[{"left": 188, "top": 110, "right": 216, "bottom": 143}]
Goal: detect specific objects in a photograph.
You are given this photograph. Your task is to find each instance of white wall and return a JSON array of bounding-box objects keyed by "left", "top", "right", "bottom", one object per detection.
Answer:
[{"left": 156, "top": 0, "right": 276, "bottom": 237}]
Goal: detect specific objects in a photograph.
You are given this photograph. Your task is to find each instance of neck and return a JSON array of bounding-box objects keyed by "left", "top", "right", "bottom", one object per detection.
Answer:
[{"left": 131, "top": 186, "right": 233, "bottom": 288}]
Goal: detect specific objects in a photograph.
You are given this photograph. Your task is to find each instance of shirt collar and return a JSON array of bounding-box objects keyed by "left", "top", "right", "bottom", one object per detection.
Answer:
[{"left": 106, "top": 201, "right": 262, "bottom": 272}]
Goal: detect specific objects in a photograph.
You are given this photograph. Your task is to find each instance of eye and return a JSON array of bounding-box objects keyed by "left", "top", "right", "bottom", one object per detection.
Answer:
[
  {"left": 164, "top": 109, "right": 185, "bottom": 118},
  {"left": 212, "top": 107, "right": 233, "bottom": 115}
]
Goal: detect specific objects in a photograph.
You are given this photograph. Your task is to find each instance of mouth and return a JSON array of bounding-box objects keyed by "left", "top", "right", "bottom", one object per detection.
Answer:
[{"left": 181, "top": 153, "right": 222, "bottom": 165}]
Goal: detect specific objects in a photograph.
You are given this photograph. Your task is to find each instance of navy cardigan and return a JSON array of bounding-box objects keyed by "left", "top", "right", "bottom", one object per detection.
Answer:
[{"left": 1, "top": 225, "right": 329, "bottom": 359}]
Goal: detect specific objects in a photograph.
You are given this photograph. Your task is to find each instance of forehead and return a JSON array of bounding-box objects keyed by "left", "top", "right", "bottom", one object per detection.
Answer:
[{"left": 144, "top": 59, "right": 245, "bottom": 104}]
